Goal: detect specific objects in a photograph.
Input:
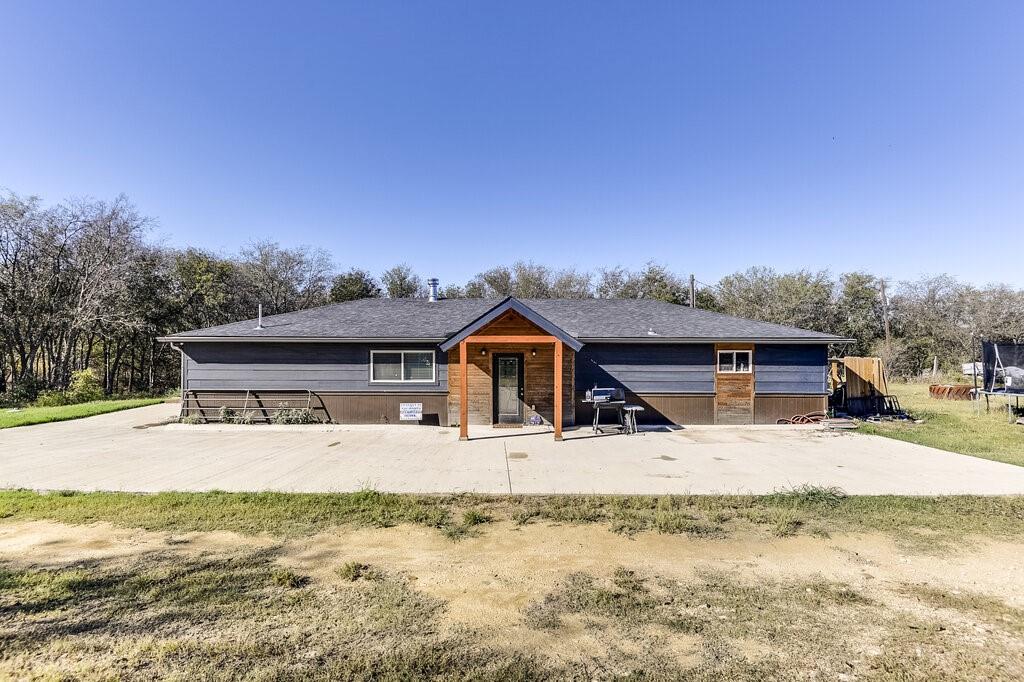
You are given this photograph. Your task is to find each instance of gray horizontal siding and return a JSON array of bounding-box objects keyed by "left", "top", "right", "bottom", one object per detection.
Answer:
[
  {"left": 181, "top": 342, "right": 447, "bottom": 393},
  {"left": 576, "top": 343, "right": 715, "bottom": 394},
  {"left": 755, "top": 344, "right": 828, "bottom": 394}
]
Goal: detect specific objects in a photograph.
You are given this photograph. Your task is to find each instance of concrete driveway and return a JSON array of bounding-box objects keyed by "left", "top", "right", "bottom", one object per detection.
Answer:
[{"left": 2, "top": 402, "right": 1024, "bottom": 495}]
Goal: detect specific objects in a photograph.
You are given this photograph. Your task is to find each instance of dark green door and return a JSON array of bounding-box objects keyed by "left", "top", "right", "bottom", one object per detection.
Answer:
[{"left": 493, "top": 354, "right": 524, "bottom": 424}]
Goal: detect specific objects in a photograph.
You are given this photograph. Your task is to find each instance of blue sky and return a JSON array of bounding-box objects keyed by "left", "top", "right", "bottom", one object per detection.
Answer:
[{"left": 2, "top": 1, "right": 1022, "bottom": 287}]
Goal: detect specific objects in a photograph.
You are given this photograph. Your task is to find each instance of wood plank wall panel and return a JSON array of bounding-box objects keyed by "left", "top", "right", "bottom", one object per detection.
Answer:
[
  {"left": 182, "top": 342, "right": 447, "bottom": 393},
  {"left": 715, "top": 343, "right": 754, "bottom": 424},
  {"left": 447, "top": 311, "right": 574, "bottom": 427},
  {"left": 755, "top": 344, "right": 829, "bottom": 394},
  {"left": 183, "top": 391, "right": 448, "bottom": 425},
  {"left": 753, "top": 395, "right": 828, "bottom": 424},
  {"left": 575, "top": 343, "right": 715, "bottom": 393},
  {"left": 575, "top": 392, "right": 715, "bottom": 425}
]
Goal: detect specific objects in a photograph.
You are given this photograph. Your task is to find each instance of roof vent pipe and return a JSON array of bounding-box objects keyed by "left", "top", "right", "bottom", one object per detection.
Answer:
[
  {"left": 254, "top": 303, "right": 264, "bottom": 330},
  {"left": 427, "top": 278, "right": 440, "bottom": 302}
]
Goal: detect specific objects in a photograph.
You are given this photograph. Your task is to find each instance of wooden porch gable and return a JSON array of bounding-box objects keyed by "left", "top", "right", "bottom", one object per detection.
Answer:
[{"left": 451, "top": 309, "right": 572, "bottom": 441}]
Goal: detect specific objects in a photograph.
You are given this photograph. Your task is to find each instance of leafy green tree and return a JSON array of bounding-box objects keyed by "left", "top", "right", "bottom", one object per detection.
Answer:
[
  {"left": 835, "top": 272, "right": 884, "bottom": 356},
  {"left": 330, "top": 268, "right": 381, "bottom": 302},
  {"left": 381, "top": 264, "right": 425, "bottom": 298},
  {"left": 717, "top": 267, "right": 836, "bottom": 332}
]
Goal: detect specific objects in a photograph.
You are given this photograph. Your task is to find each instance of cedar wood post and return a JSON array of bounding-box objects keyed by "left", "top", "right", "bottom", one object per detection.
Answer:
[
  {"left": 458, "top": 335, "right": 563, "bottom": 442},
  {"left": 553, "top": 340, "right": 563, "bottom": 441},
  {"left": 459, "top": 340, "right": 469, "bottom": 440}
]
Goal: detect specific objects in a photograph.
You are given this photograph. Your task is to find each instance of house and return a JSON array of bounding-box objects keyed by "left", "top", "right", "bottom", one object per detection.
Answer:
[{"left": 159, "top": 287, "right": 851, "bottom": 439}]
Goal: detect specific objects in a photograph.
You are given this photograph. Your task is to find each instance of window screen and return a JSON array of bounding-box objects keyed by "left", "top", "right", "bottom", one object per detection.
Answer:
[
  {"left": 403, "top": 352, "right": 435, "bottom": 381},
  {"left": 371, "top": 352, "right": 403, "bottom": 381},
  {"left": 371, "top": 351, "right": 435, "bottom": 382}
]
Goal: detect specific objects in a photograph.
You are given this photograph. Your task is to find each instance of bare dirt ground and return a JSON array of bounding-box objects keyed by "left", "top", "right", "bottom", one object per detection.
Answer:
[{"left": 2, "top": 518, "right": 1023, "bottom": 679}]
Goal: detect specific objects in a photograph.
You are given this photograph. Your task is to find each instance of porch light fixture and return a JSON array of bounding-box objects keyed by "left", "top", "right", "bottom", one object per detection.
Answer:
[
  {"left": 531, "top": 348, "right": 536, "bottom": 356},
  {"left": 480, "top": 348, "right": 487, "bottom": 356}
]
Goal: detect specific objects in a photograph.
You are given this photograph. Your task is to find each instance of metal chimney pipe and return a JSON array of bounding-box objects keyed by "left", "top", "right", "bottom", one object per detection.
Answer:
[
  {"left": 254, "top": 303, "right": 264, "bottom": 329},
  {"left": 427, "top": 278, "right": 440, "bottom": 302}
]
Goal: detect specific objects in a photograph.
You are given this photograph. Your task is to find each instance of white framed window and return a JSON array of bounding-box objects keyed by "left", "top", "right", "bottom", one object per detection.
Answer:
[
  {"left": 370, "top": 350, "right": 436, "bottom": 383},
  {"left": 717, "top": 350, "right": 752, "bottom": 373}
]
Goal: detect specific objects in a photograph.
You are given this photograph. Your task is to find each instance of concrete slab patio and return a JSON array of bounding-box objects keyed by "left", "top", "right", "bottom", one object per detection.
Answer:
[{"left": 2, "top": 402, "right": 1024, "bottom": 495}]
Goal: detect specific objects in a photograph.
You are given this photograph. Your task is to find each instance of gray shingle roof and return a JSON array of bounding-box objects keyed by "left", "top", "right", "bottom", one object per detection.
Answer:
[{"left": 162, "top": 297, "right": 851, "bottom": 344}]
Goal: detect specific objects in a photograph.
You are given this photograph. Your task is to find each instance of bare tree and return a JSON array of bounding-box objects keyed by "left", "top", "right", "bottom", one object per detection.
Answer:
[{"left": 239, "top": 241, "right": 332, "bottom": 314}]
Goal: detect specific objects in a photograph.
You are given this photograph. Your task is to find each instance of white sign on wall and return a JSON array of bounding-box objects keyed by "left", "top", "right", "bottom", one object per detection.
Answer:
[{"left": 399, "top": 403, "right": 423, "bottom": 421}]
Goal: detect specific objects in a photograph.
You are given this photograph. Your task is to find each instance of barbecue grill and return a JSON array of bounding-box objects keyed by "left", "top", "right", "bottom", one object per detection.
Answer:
[{"left": 583, "top": 387, "right": 626, "bottom": 433}]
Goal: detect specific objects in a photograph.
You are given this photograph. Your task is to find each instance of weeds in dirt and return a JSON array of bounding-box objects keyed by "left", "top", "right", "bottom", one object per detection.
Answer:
[
  {"left": 2, "top": 544, "right": 1023, "bottom": 679},
  {"left": 772, "top": 511, "right": 804, "bottom": 537},
  {"left": 461, "top": 509, "right": 490, "bottom": 526},
  {"left": 766, "top": 484, "right": 847, "bottom": 507},
  {"left": 270, "top": 568, "right": 308, "bottom": 588},
  {"left": 336, "top": 561, "right": 380, "bottom": 582},
  {"left": 899, "top": 583, "right": 1024, "bottom": 633}
]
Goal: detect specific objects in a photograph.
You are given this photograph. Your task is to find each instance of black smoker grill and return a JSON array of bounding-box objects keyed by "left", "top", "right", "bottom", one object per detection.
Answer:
[{"left": 583, "top": 387, "right": 626, "bottom": 433}]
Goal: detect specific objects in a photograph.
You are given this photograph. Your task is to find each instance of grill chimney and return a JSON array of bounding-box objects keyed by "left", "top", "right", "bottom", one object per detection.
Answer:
[{"left": 427, "top": 278, "right": 440, "bottom": 302}]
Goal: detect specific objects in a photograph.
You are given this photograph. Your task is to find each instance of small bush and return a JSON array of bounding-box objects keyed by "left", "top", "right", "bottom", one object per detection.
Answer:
[
  {"left": 219, "top": 406, "right": 237, "bottom": 423},
  {"left": 68, "top": 369, "right": 104, "bottom": 403},
  {"left": 337, "top": 561, "right": 380, "bottom": 582},
  {"left": 512, "top": 508, "right": 540, "bottom": 526},
  {"left": 441, "top": 524, "right": 466, "bottom": 541},
  {"left": 1, "top": 376, "right": 44, "bottom": 407},
  {"left": 461, "top": 510, "right": 490, "bottom": 526},
  {"left": 179, "top": 414, "right": 203, "bottom": 425},
  {"left": 271, "top": 569, "right": 308, "bottom": 588},
  {"left": 772, "top": 512, "right": 804, "bottom": 537},
  {"left": 34, "top": 391, "right": 72, "bottom": 407},
  {"left": 272, "top": 407, "right": 320, "bottom": 425},
  {"left": 767, "top": 484, "right": 847, "bottom": 508}
]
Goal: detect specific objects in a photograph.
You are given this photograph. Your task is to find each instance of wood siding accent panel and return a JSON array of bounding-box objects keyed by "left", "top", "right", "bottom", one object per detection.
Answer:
[
  {"left": 715, "top": 343, "right": 754, "bottom": 425},
  {"left": 183, "top": 391, "right": 448, "bottom": 425},
  {"left": 755, "top": 344, "right": 829, "bottom": 394},
  {"left": 575, "top": 392, "right": 715, "bottom": 425},
  {"left": 447, "top": 345, "right": 574, "bottom": 427},
  {"left": 182, "top": 342, "right": 447, "bottom": 393},
  {"left": 575, "top": 343, "right": 715, "bottom": 394},
  {"left": 754, "top": 395, "right": 828, "bottom": 424}
]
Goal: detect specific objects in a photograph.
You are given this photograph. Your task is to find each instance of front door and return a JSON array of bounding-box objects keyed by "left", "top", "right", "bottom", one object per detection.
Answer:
[{"left": 493, "top": 353, "right": 524, "bottom": 424}]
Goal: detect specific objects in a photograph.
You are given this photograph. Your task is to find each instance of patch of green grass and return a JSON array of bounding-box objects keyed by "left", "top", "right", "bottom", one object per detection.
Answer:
[
  {"left": 270, "top": 568, "right": 308, "bottom": 588},
  {"left": 859, "top": 383, "right": 1024, "bottom": 467},
  {"left": 337, "top": 561, "right": 380, "bottom": 582},
  {"left": 0, "top": 398, "right": 164, "bottom": 429},
  {"left": 461, "top": 509, "right": 491, "bottom": 526},
  {"left": 765, "top": 484, "right": 846, "bottom": 507},
  {"left": 771, "top": 511, "right": 804, "bottom": 537},
  {"left": 1, "top": 489, "right": 1023, "bottom": 546}
]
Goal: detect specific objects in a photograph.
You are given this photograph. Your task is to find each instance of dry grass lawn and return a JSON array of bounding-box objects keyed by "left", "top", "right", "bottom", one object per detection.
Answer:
[
  {"left": 859, "top": 383, "right": 1024, "bottom": 467},
  {"left": 2, "top": 490, "right": 1024, "bottom": 680}
]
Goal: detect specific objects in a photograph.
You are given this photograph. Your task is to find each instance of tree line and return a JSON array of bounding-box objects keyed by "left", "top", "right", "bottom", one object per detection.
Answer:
[{"left": 2, "top": 191, "right": 1023, "bottom": 402}]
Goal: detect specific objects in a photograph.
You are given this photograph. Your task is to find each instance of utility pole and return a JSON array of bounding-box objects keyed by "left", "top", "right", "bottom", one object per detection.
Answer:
[
  {"left": 879, "top": 280, "right": 892, "bottom": 346},
  {"left": 689, "top": 274, "right": 696, "bottom": 309}
]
